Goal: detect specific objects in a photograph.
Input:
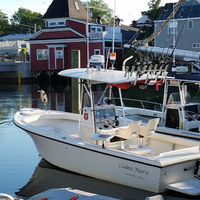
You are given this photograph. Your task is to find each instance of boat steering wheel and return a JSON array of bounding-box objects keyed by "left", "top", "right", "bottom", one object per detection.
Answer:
[{"left": 185, "top": 110, "right": 199, "bottom": 120}]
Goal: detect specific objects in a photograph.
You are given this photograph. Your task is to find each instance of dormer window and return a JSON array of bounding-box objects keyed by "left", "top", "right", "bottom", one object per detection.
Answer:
[
  {"left": 58, "top": 21, "right": 65, "bottom": 26},
  {"left": 49, "top": 20, "right": 66, "bottom": 27},
  {"left": 49, "top": 22, "right": 56, "bottom": 27},
  {"left": 74, "top": 2, "right": 80, "bottom": 10},
  {"left": 91, "top": 26, "right": 102, "bottom": 33}
]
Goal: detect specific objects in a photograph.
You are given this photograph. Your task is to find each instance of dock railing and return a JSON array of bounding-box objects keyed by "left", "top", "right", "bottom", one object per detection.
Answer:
[{"left": 0, "top": 54, "right": 29, "bottom": 63}]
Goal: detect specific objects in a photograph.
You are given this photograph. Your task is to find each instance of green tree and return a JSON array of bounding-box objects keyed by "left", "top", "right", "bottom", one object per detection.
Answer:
[
  {"left": 142, "top": 0, "right": 164, "bottom": 20},
  {"left": 0, "top": 10, "right": 10, "bottom": 35},
  {"left": 82, "top": 0, "right": 113, "bottom": 23},
  {"left": 10, "top": 8, "right": 44, "bottom": 34},
  {"left": 131, "top": 0, "right": 164, "bottom": 45}
]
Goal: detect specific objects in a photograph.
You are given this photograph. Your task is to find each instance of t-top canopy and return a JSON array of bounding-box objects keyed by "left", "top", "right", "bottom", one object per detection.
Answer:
[{"left": 58, "top": 68, "right": 158, "bottom": 85}]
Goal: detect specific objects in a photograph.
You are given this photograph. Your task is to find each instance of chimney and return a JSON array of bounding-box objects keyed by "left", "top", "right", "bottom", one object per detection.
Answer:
[
  {"left": 96, "top": 16, "right": 101, "bottom": 24},
  {"left": 131, "top": 20, "right": 137, "bottom": 27},
  {"left": 115, "top": 18, "right": 120, "bottom": 26}
]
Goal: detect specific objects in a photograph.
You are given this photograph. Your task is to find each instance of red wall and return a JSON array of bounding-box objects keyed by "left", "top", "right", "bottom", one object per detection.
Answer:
[
  {"left": 35, "top": 30, "right": 81, "bottom": 40},
  {"left": 67, "top": 20, "right": 86, "bottom": 35},
  {"left": 31, "top": 44, "right": 49, "bottom": 71},
  {"left": 31, "top": 41, "right": 105, "bottom": 71}
]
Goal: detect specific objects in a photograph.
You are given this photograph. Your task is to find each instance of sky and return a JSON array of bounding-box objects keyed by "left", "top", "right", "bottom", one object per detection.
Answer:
[{"left": 1, "top": 0, "right": 177, "bottom": 25}]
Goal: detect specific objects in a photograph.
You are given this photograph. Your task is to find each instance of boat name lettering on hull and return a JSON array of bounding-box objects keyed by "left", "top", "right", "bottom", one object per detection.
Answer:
[{"left": 119, "top": 163, "right": 149, "bottom": 175}]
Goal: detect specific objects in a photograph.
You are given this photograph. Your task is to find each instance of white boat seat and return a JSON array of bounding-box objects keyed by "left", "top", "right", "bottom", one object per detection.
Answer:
[
  {"left": 138, "top": 118, "right": 160, "bottom": 138},
  {"left": 115, "top": 120, "right": 142, "bottom": 139}
]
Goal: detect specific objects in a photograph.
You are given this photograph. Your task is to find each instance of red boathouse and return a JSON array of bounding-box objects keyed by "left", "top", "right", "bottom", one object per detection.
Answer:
[{"left": 29, "top": 0, "right": 133, "bottom": 77}]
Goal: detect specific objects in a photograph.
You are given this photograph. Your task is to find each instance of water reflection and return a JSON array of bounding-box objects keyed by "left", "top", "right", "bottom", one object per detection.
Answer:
[
  {"left": 0, "top": 82, "right": 73, "bottom": 197},
  {"left": 17, "top": 159, "right": 195, "bottom": 200},
  {"left": 17, "top": 159, "right": 156, "bottom": 199}
]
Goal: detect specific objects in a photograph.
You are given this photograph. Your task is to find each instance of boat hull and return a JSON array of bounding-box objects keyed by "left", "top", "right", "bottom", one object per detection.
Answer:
[{"left": 25, "top": 129, "right": 197, "bottom": 194}]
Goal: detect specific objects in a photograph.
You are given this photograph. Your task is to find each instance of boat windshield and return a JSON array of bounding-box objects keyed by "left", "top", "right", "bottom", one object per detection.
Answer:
[
  {"left": 82, "top": 87, "right": 116, "bottom": 107},
  {"left": 167, "top": 92, "right": 191, "bottom": 104},
  {"left": 185, "top": 104, "right": 199, "bottom": 114},
  {"left": 95, "top": 107, "right": 116, "bottom": 119}
]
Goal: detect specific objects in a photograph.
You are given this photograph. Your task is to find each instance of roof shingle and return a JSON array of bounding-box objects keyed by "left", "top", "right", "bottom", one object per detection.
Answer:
[{"left": 43, "top": 0, "right": 88, "bottom": 20}]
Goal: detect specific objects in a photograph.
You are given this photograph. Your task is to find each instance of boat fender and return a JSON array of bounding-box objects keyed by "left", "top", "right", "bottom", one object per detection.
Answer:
[{"left": 70, "top": 196, "right": 79, "bottom": 200}]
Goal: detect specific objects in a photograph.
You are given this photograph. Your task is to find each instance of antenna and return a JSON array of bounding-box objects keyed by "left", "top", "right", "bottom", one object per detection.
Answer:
[
  {"left": 110, "top": 0, "right": 116, "bottom": 69},
  {"left": 112, "top": 0, "right": 116, "bottom": 53},
  {"left": 86, "top": 1, "right": 90, "bottom": 71}
]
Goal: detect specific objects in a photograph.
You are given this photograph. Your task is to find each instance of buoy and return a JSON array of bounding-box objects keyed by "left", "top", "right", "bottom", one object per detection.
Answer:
[{"left": 110, "top": 52, "right": 116, "bottom": 65}]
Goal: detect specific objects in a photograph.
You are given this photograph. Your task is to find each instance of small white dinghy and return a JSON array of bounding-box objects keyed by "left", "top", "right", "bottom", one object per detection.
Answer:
[
  {"left": 14, "top": 55, "right": 200, "bottom": 196},
  {"left": 29, "top": 188, "right": 119, "bottom": 200},
  {"left": 0, "top": 189, "right": 164, "bottom": 200},
  {"left": 0, "top": 188, "right": 119, "bottom": 200}
]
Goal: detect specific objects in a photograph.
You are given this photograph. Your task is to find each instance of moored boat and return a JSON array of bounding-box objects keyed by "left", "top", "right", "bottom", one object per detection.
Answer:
[
  {"left": 119, "top": 79, "right": 200, "bottom": 140},
  {"left": 0, "top": 188, "right": 119, "bottom": 200},
  {"left": 14, "top": 55, "right": 200, "bottom": 196}
]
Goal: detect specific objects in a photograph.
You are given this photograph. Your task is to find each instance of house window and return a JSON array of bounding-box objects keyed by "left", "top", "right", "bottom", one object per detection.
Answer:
[
  {"left": 188, "top": 20, "right": 193, "bottom": 29},
  {"left": 91, "top": 27, "right": 96, "bottom": 32},
  {"left": 49, "top": 22, "right": 56, "bottom": 27},
  {"left": 49, "top": 21, "right": 65, "bottom": 27},
  {"left": 90, "top": 26, "right": 102, "bottom": 33},
  {"left": 168, "top": 21, "right": 177, "bottom": 34},
  {"left": 94, "top": 49, "right": 100, "bottom": 55},
  {"left": 37, "top": 49, "right": 48, "bottom": 60},
  {"left": 56, "top": 50, "right": 63, "bottom": 58},
  {"left": 193, "top": 43, "right": 200, "bottom": 48},
  {"left": 169, "top": 44, "right": 175, "bottom": 48},
  {"left": 97, "top": 27, "right": 102, "bottom": 32},
  {"left": 58, "top": 21, "right": 65, "bottom": 26}
]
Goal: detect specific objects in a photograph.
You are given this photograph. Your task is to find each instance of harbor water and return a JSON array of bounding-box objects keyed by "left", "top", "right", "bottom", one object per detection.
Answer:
[{"left": 0, "top": 82, "right": 198, "bottom": 200}]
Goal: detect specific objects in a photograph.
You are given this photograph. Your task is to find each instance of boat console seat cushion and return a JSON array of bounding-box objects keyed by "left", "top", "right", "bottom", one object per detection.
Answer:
[
  {"left": 116, "top": 120, "right": 142, "bottom": 139},
  {"left": 138, "top": 118, "right": 159, "bottom": 137}
]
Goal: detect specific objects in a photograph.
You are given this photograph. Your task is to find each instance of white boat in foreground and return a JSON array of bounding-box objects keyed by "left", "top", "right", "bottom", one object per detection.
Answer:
[{"left": 14, "top": 56, "right": 200, "bottom": 196}]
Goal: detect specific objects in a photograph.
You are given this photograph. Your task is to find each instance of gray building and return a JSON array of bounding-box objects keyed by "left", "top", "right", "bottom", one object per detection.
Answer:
[{"left": 154, "top": 0, "right": 200, "bottom": 52}]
